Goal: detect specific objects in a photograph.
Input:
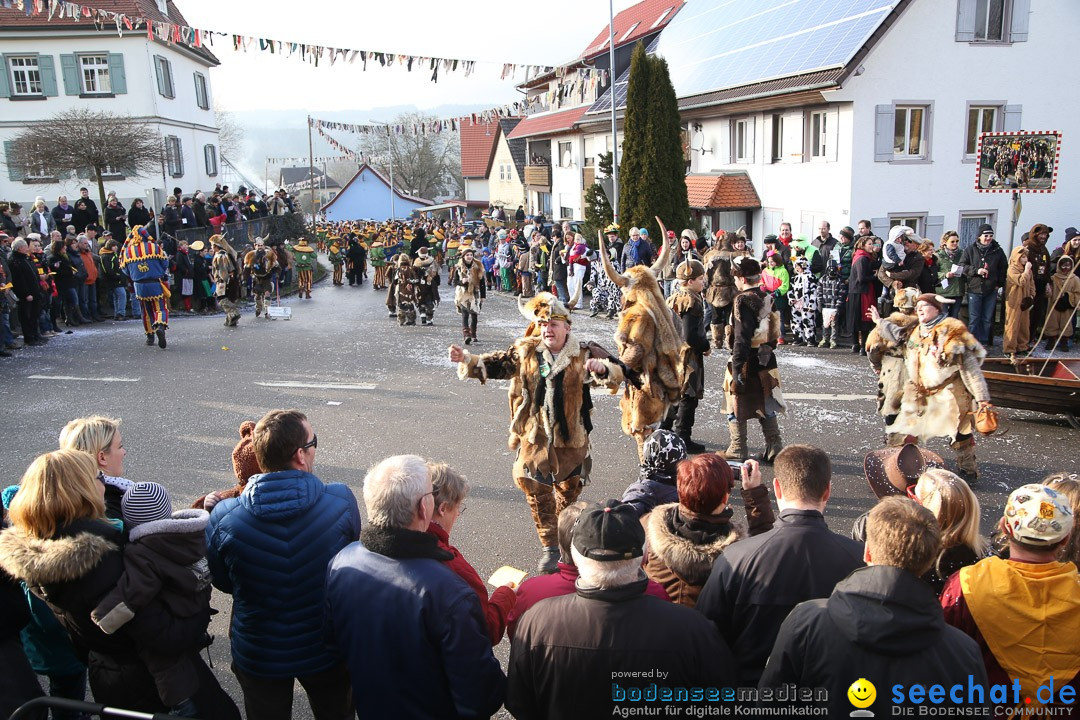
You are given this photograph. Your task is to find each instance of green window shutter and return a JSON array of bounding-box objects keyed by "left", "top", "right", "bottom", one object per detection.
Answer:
[
  {"left": 38, "top": 55, "right": 58, "bottom": 97},
  {"left": 154, "top": 55, "right": 164, "bottom": 95},
  {"left": 60, "top": 54, "right": 80, "bottom": 95},
  {"left": 166, "top": 58, "right": 175, "bottom": 98},
  {"left": 0, "top": 55, "right": 10, "bottom": 98},
  {"left": 108, "top": 54, "right": 127, "bottom": 94},
  {"left": 5, "top": 141, "right": 25, "bottom": 181}
]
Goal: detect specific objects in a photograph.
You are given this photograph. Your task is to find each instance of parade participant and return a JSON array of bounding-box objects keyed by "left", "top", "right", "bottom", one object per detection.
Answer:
[
  {"left": 597, "top": 220, "right": 683, "bottom": 459},
  {"left": 1042, "top": 255, "right": 1080, "bottom": 352},
  {"left": 292, "top": 238, "right": 316, "bottom": 300},
  {"left": 413, "top": 246, "right": 439, "bottom": 326},
  {"left": 788, "top": 255, "right": 819, "bottom": 346},
  {"left": 703, "top": 227, "right": 750, "bottom": 350},
  {"left": 450, "top": 245, "right": 485, "bottom": 345},
  {"left": 327, "top": 238, "right": 344, "bottom": 286},
  {"left": 867, "top": 294, "right": 992, "bottom": 482},
  {"left": 448, "top": 291, "right": 625, "bottom": 573},
  {"left": 368, "top": 240, "right": 387, "bottom": 290},
  {"left": 1003, "top": 245, "right": 1035, "bottom": 356},
  {"left": 586, "top": 244, "right": 622, "bottom": 319},
  {"left": 346, "top": 237, "right": 366, "bottom": 287},
  {"left": 209, "top": 235, "right": 241, "bottom": 328},
  {"left": 391, "top": 253, "right": 418, "bottom": 326},
  {"left": 119, "top": 226, "right": 170, "bottom": 349},
  {"left": 242, "top": 238, "right": 278, "bottom": 320},
  {"left": 721, "top": 256, "right": 785, "bottom": 462},
  {"left": 661, "top": 258, "right": 710, "bottom": 454}
]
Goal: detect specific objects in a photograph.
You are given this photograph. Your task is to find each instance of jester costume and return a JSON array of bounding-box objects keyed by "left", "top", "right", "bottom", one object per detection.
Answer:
[
  {"left": 327, "top": 238, "right": 344, "bottom": 286},
  {"left": 369, "top": 242, "right": 388, "bottom": 289},
  {"left": 119, "top": 226, "right": 170, "bottom": 348}
]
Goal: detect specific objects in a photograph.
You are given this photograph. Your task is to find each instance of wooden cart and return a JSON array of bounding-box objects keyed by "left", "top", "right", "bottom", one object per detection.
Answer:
[{"left": 982, "top": 357, "right": 1080, "bottom": 429}]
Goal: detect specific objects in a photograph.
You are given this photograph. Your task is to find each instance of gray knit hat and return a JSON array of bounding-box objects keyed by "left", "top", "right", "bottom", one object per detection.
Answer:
[{"left": 121, "top": 481, "right": 173, "bottom": 527}]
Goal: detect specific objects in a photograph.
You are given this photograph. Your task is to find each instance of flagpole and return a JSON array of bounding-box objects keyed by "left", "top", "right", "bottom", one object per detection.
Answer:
[{"left": 608, "top": 0, "right": 619, "bottom": 224}]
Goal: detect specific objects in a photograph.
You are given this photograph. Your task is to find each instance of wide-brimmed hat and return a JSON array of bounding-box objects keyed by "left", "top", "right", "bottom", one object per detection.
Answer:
[
  {"left": 189, "top": 240, "right": 205, "bottom": 251},
  {"left": 864, "top": 443, "right": 945, "bottom": 498}
]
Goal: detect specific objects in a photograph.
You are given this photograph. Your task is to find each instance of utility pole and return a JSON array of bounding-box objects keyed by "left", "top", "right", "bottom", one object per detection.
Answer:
[
  {"left": 608, "top": 0, "right": 619, "bottom": 224},
  {"left": 307, "top": 115, "right": 317, "bottom": 235}
]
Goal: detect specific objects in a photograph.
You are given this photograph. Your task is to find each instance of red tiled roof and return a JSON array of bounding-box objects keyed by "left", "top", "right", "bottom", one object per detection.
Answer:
[
  {"left": 506, "top": 106, "right": 589, "bottom": 141},
  {"left": 581, "top": 0, "right": 684, "bottom": 60},
  {"left": 459, "top": 119, "right": 501, "bottom": 179},
  {"left": 686, "top": 173, "right": 761, "bottom": 209}
]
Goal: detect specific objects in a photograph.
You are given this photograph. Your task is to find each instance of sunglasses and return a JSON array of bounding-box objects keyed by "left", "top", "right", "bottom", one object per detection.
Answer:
[{"left": 298, "top": 434, "right": 318, "bottom": 451}]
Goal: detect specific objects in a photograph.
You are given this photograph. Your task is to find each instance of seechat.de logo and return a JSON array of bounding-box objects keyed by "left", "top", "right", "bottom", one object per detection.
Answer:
[{"left": 848, "top": 678, "right": 877, "bottom": 717}]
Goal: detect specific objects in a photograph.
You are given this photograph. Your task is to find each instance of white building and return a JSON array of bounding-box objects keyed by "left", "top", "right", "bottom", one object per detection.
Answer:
[
  {"left": 652, "top": 0, "right": 1075, "bottom": 254},
  {"left": 0, "top": 0, "right": 221, "bottom": 209}
]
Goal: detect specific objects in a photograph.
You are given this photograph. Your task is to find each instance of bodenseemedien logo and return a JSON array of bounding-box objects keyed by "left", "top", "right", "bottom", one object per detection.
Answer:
[{"left": 848, "top": 678, "right": 876, "bottom": 717}]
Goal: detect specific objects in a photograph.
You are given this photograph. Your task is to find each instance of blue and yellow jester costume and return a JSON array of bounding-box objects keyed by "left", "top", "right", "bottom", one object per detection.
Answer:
[{"left": 119, "top": 225, "right": 171, "bottom": 347}]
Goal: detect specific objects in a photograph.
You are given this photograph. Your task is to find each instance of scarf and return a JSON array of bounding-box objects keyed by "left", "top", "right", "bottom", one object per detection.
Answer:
[
  {"left": 360, "top": 524, "right": 453, "bottom": 561},
  {"left": 670, "top": 506, "right": 735, "bottom": 546}
]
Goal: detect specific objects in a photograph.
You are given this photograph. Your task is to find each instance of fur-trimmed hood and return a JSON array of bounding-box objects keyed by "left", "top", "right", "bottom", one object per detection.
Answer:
[
  {"left": 646, "top": 504, "right": 744, "bottom": 586},
  {"left": 0, "top": 524, "right": 118, "bottom": 587},
  {"left": 128, "top": 508, "right": 208, "bottom": 543}
]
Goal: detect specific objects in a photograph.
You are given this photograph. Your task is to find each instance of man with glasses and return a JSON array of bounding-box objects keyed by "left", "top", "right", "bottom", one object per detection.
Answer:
[{"left": 207, "top": 409, "right": 361, "bottom": 720}]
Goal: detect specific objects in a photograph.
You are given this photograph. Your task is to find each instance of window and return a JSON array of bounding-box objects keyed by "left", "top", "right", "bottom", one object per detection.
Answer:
[
  {"left": 810, "top": 111, "right": 827, "bottom": 159},
  {"left": 975, "top": 0, "right": 1006, "bottom": 41},
  {"left": 165, "top": 135, "right": 183, "bottom": 177},
  {"left": 558, "top": 141, "right": 572, "bottom": 168},
  {"left": 771, "top": 114, "right": 784, "bottom": 163},
  {"left": 893, "top": 106, "right": 928, "bottom": 158},
  {"left": 9, "top": 56, "right": 42, "bottom": 96},
  {"left": 889, "top": 215, "right": 926, "bottom": 235},
  {"left": 619, "top": 22, "right": 640, "bottom": 43},
  {"left": 154, "top": 55, "right": 174, "bottom": 98},
  {"left": 204, "top": 144, "right": 217, "bottom": 176},
  {"left": 965, "top": 105, "right": 999, "bottom": 155},
  {"left": 194, "top": 72, "right": 209, "bottom": 110},
  {"left": 652, "top": 8, "right": 673, "bottom": 28},
  {"left": 734, "top": 119, "right": 749, "bottom": 162},
  {"left": 154, "top": 0, "right": 168, "bottom": 12},
  {"left": 958, "top": 211, "right": 996, "bottom": 249},
  {"left": 78, "top": 54, "right": 110, "bottom": 94},
  {"left": 560, "top": 206, "right": 574, "bottom": 220},
  {"left": 956, "top": 0, "right": 1027, "bottom": 43}
]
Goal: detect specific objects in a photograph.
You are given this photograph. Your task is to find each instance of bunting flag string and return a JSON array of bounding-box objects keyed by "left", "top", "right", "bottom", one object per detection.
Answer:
[
  {"left": 6, "top": 0, "right": 609, "bottom": 89},
  {"left": 314, "top": 125, "right": 364, "bottom": 164},
  {"left": 266, "top": 155, "right": 350, "bottom": 164}
]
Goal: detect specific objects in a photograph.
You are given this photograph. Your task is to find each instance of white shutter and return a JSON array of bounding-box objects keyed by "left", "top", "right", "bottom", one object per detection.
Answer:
[
  {"left": 747, "top": 116, "right": 756, "bottom": 164},
  {"left": 1003, "top": 105, "right": 1022, "bottom": 131},
  {"left": 1010, "top": 0, "right": 1030, "bottom": 42},
  {"left": 871, "top": 217, "right": 890, "bottom": 240},
  {"left": 925, "top": 215, "right": 945, "bottom": 245},
  {"left": 874, "top": 105, "right": 894, "bottom": 162},
  {"left": 783, "top": 110, "right": 803, "bottom": 162},
  {"left": 827, "top": 108, "right": 839, "bottom": 162},
  {"left": 956, "top": 0, "right": 977, "bottom": 41}
]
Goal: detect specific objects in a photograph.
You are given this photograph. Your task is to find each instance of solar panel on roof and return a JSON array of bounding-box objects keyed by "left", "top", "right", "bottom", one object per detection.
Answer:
[
  {"left": 589, "top": 36, "right": 662, "bottom": 114},
  {"left": 656, "top": 0, "right": 899, "bottom": 99}
]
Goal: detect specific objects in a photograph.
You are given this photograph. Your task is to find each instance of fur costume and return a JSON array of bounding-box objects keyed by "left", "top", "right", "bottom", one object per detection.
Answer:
[
  {"left": 243, "top": 243, "right": 279, "bottom": 318},
  {"left": 866, "top": 311, "right": 920, "bottom": 421},
  {"left": 413, "top": 252, "right": 439, "bottom": 324},
  {"left": 724, "top": 287, "right": 784, "bottom": 420},
  {"left": 451, "top": 256, "right": 485, "bottom": 315},
  {"left": 1003, "top": 245, "right": 1035, "bottom": 354},
  {"left": 1044, "top": 256, "right": 1080, "bottom": 339},
  {"left": 703, "top": 231, "right": 750, "bottom": 348},
  {"left": 391, "top": 254, "right": 418, "bottom": 325},
  {"left": 598, "top": 229, "right": 685, "bottom": 457}
]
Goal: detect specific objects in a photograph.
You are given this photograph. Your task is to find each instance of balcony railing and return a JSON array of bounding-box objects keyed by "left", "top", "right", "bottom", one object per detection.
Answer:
[{"left": 524, "top": 165, "right": 551, "bottom": 187}]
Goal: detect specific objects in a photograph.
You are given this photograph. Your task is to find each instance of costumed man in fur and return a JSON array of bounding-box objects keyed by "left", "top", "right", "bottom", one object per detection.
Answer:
[
  {"left": 1003, "top": 245, "right": 1036, "bottom": 356},
  {"left": 660, "top": 259, "right": 710, "bottom": 454},
  {"left": 327, "top": 238, "right": 344, "bottom": 286},
  {"left": 209, "top": 234, "right": 241, "bottom": 327},
  {"left": 597, "top": 218, "right": 685, "bottom": 460},
  {"left": 391, "top": 253, "right": 419, "bottom": 326},
  {"left": 413, "top": 246, "right": 439, "bottom": 326},
  {"left": 702, "top": 227, "right": 751, "bottom": 350},
  {"left": 867, "top": 293, "right": 992, "bottom": 483},
  {"left": 292, "top": 237, "right": 316, "bottom": 299},
  {"left": 450, "top": 245, "right": 486, "bottom": 345},
  {"left": 720, "top": 256, "right": 786, "bottom": 462},
  {"left": 242, "top": 238, "right": 278, "bottom": 319},
  {"left": 120, "top": 225, "right": 171, "bottom": 349},
  {"left": 448, "top": 291, "right": 625, "bottom": 574}
]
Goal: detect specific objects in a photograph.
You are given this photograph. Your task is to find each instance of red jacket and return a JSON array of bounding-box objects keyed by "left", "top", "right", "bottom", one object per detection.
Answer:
[
  {"left": 426, "top": 522, "right": 516, "bottom": 646},
  {"left": 506, "top": 561, "right": 671, "bottom": 641}
]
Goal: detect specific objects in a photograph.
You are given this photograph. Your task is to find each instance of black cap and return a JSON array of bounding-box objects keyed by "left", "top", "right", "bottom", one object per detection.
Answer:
[
  {"left": 1066, "top": 227, "right": 1079, "bottom": 241},
  {"left": 572, "top": 500, "right": 644, "bottom": 562},
  {"left": 763, "top": 234, "right": 779, "bottom": 245},
  {"left": 977, "top": 223, "right": 994, "bottom": 236}
]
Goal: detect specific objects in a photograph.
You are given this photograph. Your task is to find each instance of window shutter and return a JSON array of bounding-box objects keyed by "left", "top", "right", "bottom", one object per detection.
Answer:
[
  {"left": 154, "top": 56, "right": 165, "bottom": 95},
  {"left": 1009, "top": 0, "right": 1030, "bottom": 42},
  {"left": 174, "top": 137, "right": 184, "bottom": 176},
  {"left": 5, "top": 141, "right": 25, "bottom": 181},
  {"left": 166, "top": 58, "right": 175, "bottom": 98},
  {"left": 925, "top": 215, "right": 945, "bottom": 245},
  {"left": 870, "top": 217, "right": 890, "bottom": 240},
  {"left": 60, "top": 54, "right": 80, "bottom": 95},
  {"left": 38, "top": 55, "right": 58, "bottom": 97},
  {"left": 955, "top": 0, "right": 977, "bottom": 42},
  {"left": 783, "top": 110, "right": 803, "bottom": 162},
  {"left": 874, "top": 105, "right": 894, "bottom": 162},
  {"left": 827, "top": 109, "right": 839, "bottom": 162},
  {"left": 1003, "top": 105, "right": 1022, "bottom": 131},
  {"left": 0, "top": 56, "right": 10, "bottom": 98},
  {"left": 108, "top": 54, "right": 127, "bottom": 94},
  {"left": 748, "top": 116, "right": 756, "bottom": 164}
]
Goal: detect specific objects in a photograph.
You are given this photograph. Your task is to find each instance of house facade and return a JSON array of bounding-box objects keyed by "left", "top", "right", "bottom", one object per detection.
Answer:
[
  {"left": 485, "top": 118, "right": 527, "bottom": 210},
  {"left": 321, "top": 163, "right": 432, "bottom": 222},
  {"left": 0, "top": 0, "right": 220, "bottom": 208}
]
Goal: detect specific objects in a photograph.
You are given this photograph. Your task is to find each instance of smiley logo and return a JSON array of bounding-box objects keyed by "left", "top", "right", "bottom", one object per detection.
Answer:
[{"left": 847, "top": 678, "right": 876, "bottom": 709}]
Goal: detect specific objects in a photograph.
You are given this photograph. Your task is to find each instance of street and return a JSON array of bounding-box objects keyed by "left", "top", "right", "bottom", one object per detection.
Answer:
[{"left": 1, "top": 270, "right": 1075, "bottom": 717}]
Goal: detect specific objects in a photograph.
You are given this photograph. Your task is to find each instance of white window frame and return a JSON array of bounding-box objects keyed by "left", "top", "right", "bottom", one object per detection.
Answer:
[
  {"left": 734, "top": 119, "right": 750, "bottom": 163},
  {"left": 809, "top": 111, "right": 828, "bottom": 160},
  {"left": 165, "top": 135, "right": 183, "bottom": 177},
  {"left": 964, "top": 103, "right": 1002, "bottom": 159},
  {"left": 893, "top": 104, "right": 932, "bottom": 161},
  {"left": 154, "top": 55, "right": 174, "bottom": 98},
  {"left": 974, "top": 0, "right": 1009, "bottom": 41},
  {"left": 154, "top": 0, "right": 168, "bottom": 13},
  {"left": 958, "top": 210, "right": 997, "bottom": 249},
  {"left": 9, "top": 56, "right": 43, "bottom": 96},
  {"left": 204, "top": 144, "right": 217, "bottom": 177},
  {"left": 78, "top": 54, "right": 110, "bottom": 95},
  {"left": 21, "top": 143, "right": 50, "bottom": 179},
  {"left": 888, "top": 214, "right": 927, "bottom": 236},
  {"left": 770, "top": 113, "right": 784, "bottom": 163},
  {"left": 558, "top": 141, "right": 573, "bottom": 168},
  {"left": 193, "top": 72, "right": 209, "bottom": 110}
]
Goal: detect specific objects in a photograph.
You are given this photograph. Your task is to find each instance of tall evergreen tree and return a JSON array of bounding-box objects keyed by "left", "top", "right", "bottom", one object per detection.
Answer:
[{"left": 618, "top": 43, "right": 652, "bottom": 235}]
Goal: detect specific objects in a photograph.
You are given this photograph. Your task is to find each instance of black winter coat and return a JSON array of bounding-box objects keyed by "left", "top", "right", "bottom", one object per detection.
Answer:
[
  {"left": 173, "top": 250, "right": 193, "bottom": 280},
  {"left": 961, "top": 239, "right": 1008, "bottom": 295},
  {"left": 759, "top": 566, "right": 989, "bottom": 717},
  {"left": 128, "top": 205, "right": 153, "bottom": 230},
  {"left": 9, "top": 251, "right": 43, "bottom": 301},
  {"left": 105, "top": 204, "right": 127, "bottom": 240},
  {"left": 47, "top": 250, "right": 79, "bottom": 292},
  {"left": 695, "top": 508, "right": 864, "bottom": 686},
  {"left": 162, "top": 206, "right": 181, "bottom": 236}
]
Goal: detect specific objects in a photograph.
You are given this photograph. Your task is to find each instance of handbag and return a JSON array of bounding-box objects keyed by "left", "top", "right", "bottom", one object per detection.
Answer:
[
  {"left": 1055, "top": 295, "right": 1074, "bottom": 312},
  {"left": 974, "top": 404, "right": 999, "bottom": 436},
  {"left": 1020, "top": 296, "right": 1035, "bottom": 311}
]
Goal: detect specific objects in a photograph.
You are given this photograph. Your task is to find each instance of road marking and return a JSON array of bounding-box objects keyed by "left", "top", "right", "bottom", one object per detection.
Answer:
[
  {"left": 786, "top": 393, "right": 876, "bottom": 401},
  {"left": 256, "top": 381, "right": 376, "bottom": 391},
  {"left": 28, "top": 375, "right": 140, "bottom": 382}
]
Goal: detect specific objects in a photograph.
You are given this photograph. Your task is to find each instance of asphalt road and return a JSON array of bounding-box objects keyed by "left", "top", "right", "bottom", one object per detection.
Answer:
[{"left": 2, "top": 268, "right": 1076, "bottom": 718}]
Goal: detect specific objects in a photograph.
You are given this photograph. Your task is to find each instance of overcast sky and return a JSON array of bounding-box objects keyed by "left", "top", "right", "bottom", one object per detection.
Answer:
[{"left": 184, "top": 0, "right": 639, "bottom": 113}]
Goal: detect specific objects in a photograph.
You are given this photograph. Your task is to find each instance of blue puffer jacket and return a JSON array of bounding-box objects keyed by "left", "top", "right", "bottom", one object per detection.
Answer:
[{"left": 205, "top": 470, "right": 360, "bottom": 678}]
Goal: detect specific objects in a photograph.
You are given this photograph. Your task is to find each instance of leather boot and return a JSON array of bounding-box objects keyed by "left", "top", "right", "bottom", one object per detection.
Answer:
[
  {"left": 145, "top": 332, "right": 155, "bottom": 346},
  {"left": 710, "top": 323, "right": 724, "bottom": 350},
  {"left": 758, "top": 415, "right": 784, "bottom": 464},
  {"left": 951, "top": 436, "right": 979, "bottom": 483},
  {"left": 537, "top": 546, "right": 560, "bottom": 574},
  {"left": 720, "top": 420, "right": 748, "bottom": 461}
]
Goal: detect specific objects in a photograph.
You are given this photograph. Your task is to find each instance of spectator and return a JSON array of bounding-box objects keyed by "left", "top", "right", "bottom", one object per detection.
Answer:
[
  {"left": 1042, "top": 474, "right": 1079, "bottom": 565},
  {"left": 1, "top": 202, "right": 23, "bottom": 237},
  {"left": 46, "top": 235, "right": 82, "bottom": 327},
  {"left": 622, "top": 226, "right": 656, "bottom": 269},
  {"left": 191, "top": 193, "right": 210, "bottom": 229},
  {"left": 104, "top": 197, "right": 127, "bottom": 241},
  {"left": 1026, "top": 224, "right": 1054, "bottom": 338},
  {"left": 77, "top": 235, "right": 101, "bottom": 322},
  {"left": 99, "top": 239, "right": 127, "bottom": 320},
  {"left": 57, "top": 415, "right": 131, "bottom": 521},
  {"left": 78, "top": 187, "right": 99, "bottom": 227},
  {"left": 645, "top": 455, "right": 775, "bottom": 607},
  {"left": 909, "top": 468, "right": 984, "bottom": 595},
  {"left": 935, "top": 231, "right": 965, "bottom": 317},
  {"left": 326, "top": 455, "right": 505, "bottom": 719},
  {"left": 942, "top": 484, "right": 1079, "bottom": 709},
  {"left": 127, "top": 199, "right": 153, "bottom": 232},
  {"left": 916, "top": 240, "right": 938, "bottom": 293},
  {"left": 960, "top": 223, "right": 1007, "bottom": 345},
  {"left": 1049, "top": 226, "right": 1080, "bottom": 275},
  {"left": 8, "top": 239, "right": 46, "bottom": 347},
  {"left": 817, "top": 260, "right": 846, "bottom": 348},
  {"left": 173, "top": 240, "right": 194, "bottom": 313},
  {"left": 515, "top": 205, "right": 526, "bottom": 225},
  {"left": 696, "top": 444, "right": 864, "bottom": 685},
  {"left": 792, "top": 235, "right": 825, "bottom": 277},
  {"left": 162, "top": 196, "right": 181, "bottom": 239},
  {"left": 71, "top": 199, "right": 92, "bottom": 234},
  {"left": 763, "top": 252, "right": 790, "bottom": 342},
  {"left": 760, "top": 497, "right": 988, "bottom": 717},
  {"left": 812, "top": 220, "right": 836, "bottom": 259},
  {"left": 192, "top": 421, "right": 261, "bottom": 511},
  {"left": 834, "top": 225, "right": 855, "bottom": 281},
  {"left": 206, "top": 409, "right": 360, "bottom": 720},
  {"left": 51, "top": 195, "right": 75, "bottom": 230},
  {"left": 180, "top": 197, "right": 198, "bottom": 234},
  {"left": 620, "top": 429, "right": 686, "bottom": 518},
  {"left": 506, "top": 499, "right": 735, "bottom": 719},
  {"left": 548, "top": 231, "right": 569, "bottom": 302},
  {"left": 878, "top": 227, "right": 925, "bottom": 293},
  {"left": 30, "top": 199, "right": 55, "bottom": 237}
]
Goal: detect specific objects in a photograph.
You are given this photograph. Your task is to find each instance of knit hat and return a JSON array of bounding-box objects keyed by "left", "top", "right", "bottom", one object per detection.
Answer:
[
  {"left": 497, "top": 230, "right": 508, "bottom": 240},
  {"left": 731, "top": 256, "right": 762, "bottom": 278},
  {"left": 233, "top": 421, "right": 261, "bottom": 485},
  {"left": 676, "top": 259, "right": 705, "bottom": 281},
  {"left": 1003, "top": 484, "right": 1074, "bottom": 546},
  {"left": 639, "top": 430, "right": 687, "bottom": 485},
  {"left": 977, "top": 223, "right": 995, "bottom": 236},
  {"left": 840, "top": 226, "right": 855, "bottom": 241},
  {"left": 572, "top": 499, "right": 645, "bottom": 561},
  {"left": 1, "top": 484, "right": 18, "bottom": 510},
  {"left": 763, "top": 234, "right": 779, "bottom": 245},
  {"left": 1065, "top": 227, "right": 1079, "bottom": 242},
  {"left": 122, "top": 482, "right": 173, "bottom": 527}
]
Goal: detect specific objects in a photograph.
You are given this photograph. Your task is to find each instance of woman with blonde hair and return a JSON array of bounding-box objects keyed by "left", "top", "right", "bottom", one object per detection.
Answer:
[
  {"left": 58, "top": 416, "right": 130, "bottom": 520},
  {"left": 1042, "top": 474, "right": 1079, "bottom": 565},
  {"left": 909, "top": 468, "right": 984, "bottom": 594}
]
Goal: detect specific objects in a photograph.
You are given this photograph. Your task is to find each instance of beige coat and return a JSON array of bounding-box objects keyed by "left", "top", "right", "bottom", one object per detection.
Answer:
[
  {"left": 1003, "top": 246, "right": 1035, "bottom": 354},
  {"left": 1044, "top": 258, "right": 1080, "bottom": 339}
]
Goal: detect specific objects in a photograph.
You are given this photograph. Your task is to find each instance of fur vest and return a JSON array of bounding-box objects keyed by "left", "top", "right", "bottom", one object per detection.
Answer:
[
  {"left": 243, "top": 247, "right": 278, "bottom": 278},
  {"left": 867, "top": 312, "right": 919, "bottom": 420},
  {"left": 452, "top": 258, "right": 484, "bottom": 314},
  {"left": 703, "top": 247, "right": 750, "bottom": 308},
  {"left": 644, "top": 504, "right": 744, "bottom": 608}
]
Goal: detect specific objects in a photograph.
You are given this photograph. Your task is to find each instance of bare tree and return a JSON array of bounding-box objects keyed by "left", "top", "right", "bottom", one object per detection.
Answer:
[
  {"left": 357, "top": 112, "right": 462, "bottom": 201},
  {"left": 215, "top": 103, "right": 243, "bottom": 160},
  {"left": 4, "top": 108, "right": 162, "bottom": 209}
]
